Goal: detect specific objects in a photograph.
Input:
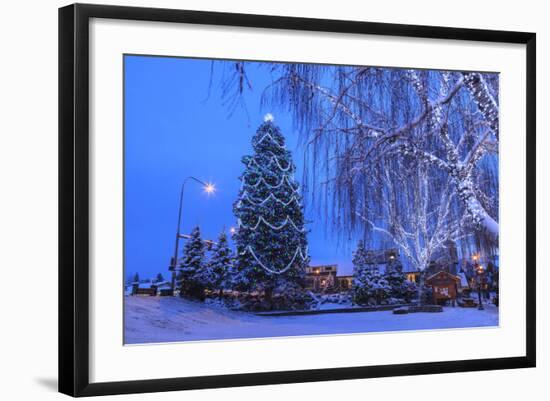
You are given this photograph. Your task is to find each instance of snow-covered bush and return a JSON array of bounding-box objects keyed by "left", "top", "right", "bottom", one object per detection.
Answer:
[
  {"left": 385, "top": 297, "right": 405, "bottom": 305},
  {"left": 401, "top": 281, "right": 418, "bottom": 303},
  {"left": 420, "top": 285, "right": 434, "bottom": 305},
  {"left": 353, "top": 275, "right": 391, "bottom": 305},
  {"left": 234, "top": 289, "right": 315, "bottom": 311},
  {"left": 317, "top": 292, "right": 352, "bottom": 305},
  {"left": 204, "top": 294, "right": 241, "bottom": 309}
]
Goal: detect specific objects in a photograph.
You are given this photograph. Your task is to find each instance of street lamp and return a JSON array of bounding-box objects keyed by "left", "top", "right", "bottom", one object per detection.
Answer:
[
  {"left": 203, "top": 182, "right": 215, "bottom": 195},
  {"left": 476, "top": 264, "right": 485, "bottom": 310},
  {"left": 169, "top": 176, "right": 216, "bottom": 291}
]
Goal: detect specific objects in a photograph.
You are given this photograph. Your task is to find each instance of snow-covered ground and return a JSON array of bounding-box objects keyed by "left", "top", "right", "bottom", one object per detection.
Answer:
[{"left": 124, "top": 296, "right": 499, "bottom": 344}]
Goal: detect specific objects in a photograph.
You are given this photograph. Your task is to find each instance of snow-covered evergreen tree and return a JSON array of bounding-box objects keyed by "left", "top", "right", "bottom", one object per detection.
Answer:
[
  {"left": 353, "top": 270, "right": 391, "bottom": 305},
  {"left": 352, "top": 240, "right": 369, "bottom": 277},
  {"left": 203, "top": 229, "right": 234, "bottom": 297},
  {"left": 154, "top": 273, "right": 165, "bottom": 283},
  {"left": 233, "top": 114, "right": 309, "bottom": 302},
  {"left": 178, "top": 226, "right": 206, "bottom": 300},
  {"left": 353, "top": 241, "right": 390, "bottom": 304},
  {"left": 132, "top": 273, "right": 140, "bottom": 284},
  {"left": 384, "top": 260, "right": 406, "bottom": 298}
]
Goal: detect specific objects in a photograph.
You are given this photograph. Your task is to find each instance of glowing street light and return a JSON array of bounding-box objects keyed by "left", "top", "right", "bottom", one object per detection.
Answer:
[
  {"left": 229, "top": 227, "right": 237, "bottom": 234},
  {"left": 476, "top": 264, "right": 485, "bottom": 311},
  {"left": 169, "top": 176, "right": 216, "bottom": 291},
  {"left": 203, "top": 182, "right": 216, "bottom": 194}
]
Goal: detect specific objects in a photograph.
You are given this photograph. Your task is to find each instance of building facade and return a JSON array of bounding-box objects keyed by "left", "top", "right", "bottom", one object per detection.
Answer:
[
  {"left": 304, "top": 265, "right": 353, "bottom": 292},
  {"left": 304, "top": 249, "right": 422, "bottom": 293},
  {"left": 305, "top": 264, "right": 337, "bottom": 291}
]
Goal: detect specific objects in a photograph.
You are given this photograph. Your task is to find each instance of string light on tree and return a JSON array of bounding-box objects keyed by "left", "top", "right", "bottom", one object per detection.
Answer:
[{"left": 232, "top": 115, "right": 309, "bottom": 298}]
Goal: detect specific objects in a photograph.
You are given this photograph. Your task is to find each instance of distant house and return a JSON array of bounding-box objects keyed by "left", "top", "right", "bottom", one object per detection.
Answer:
[
  {"left": 126, "top": 278, "right": 173, "bottom": 296},
  {"left": 124, "top": 282, "right": 136, "bottom": 296},
  {"left": 305, "top": 265, "right": 338, "bottom": 292},
  {"left": 305, "top": 265, "right": 352, "bottom": 292},
  {"left": 363, "top": 248, "right": 400, "bottom": 275},
  {"left": 152, "top": 281, "right": 173, "bottom": 296},
  {"left": 383, "top": 242, "right": 461, "bottom": 283},
  {"left": 363, "top": 248, "right": 421, "bottom": 283},
  {"left": 425, "top": 271, "right": 461, "bottom": 305},
  {"left": 422, "top": 241, "right": 461, "bottom": 276},
  {"left": 403, "top": 269, "right": 421, "bottom": 283},
  {"left": 305, "top": 247, "right": 430, "bottom": 292},
  {"left": 336, "top": 275, "right": 353, "bottom": 290}
]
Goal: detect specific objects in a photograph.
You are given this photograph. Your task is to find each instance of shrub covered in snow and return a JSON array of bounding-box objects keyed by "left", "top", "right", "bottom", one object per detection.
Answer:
[
  {"left": 420, "top": 285, "right": 434, "bottom": 305},
  {"left": 317, "top": 292, "right": 352, "bottom": 305},
  {"left": 353, "top": 271, "right": 391, "bottom": 306},
  {"left": 233, "top": 289, "right": 316, "bottom": 312},
  {"left": 401, "top": 281, "right": 418, "bottom": 303},
  {"left": 393, "top": 306, "right": 409, "bottom": 315},
  {"left": 385, "top": 297, "right": 405, "bottom": 305}
]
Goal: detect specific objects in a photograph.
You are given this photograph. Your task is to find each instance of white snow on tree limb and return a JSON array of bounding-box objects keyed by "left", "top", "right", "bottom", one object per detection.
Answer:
[{"left": 462, "top": 72, "right": 499, "bottom": 140}]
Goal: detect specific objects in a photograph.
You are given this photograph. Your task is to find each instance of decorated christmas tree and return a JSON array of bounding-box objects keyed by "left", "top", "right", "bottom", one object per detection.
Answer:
[
  {"left": 233, "top": 114, "right": 309, "bottom": 302},
  {"left": 177, "top": 226, "right": 206, "bottom": 300}
]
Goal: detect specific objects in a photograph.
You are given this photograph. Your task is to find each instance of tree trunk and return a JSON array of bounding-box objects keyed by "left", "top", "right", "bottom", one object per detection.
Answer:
[
  {"left": 417, "top": 271, "right": 425, "bottom": 306},
  {"left": 456, "top": 172, "right": 499, "bottom": 239},
  {"left": 264, "top": 287, "right": 274, "bottom": 310}
]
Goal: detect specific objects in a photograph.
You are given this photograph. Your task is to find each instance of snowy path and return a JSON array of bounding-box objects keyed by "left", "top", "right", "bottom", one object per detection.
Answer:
[{"left": 124, "top": 296, "right": 499, "bottom": 344}]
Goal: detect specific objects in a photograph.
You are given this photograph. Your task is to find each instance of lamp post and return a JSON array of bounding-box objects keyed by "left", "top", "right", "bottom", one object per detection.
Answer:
[
  {"left": 475, "top": 264, "right": 485, "bottom": 310},
  {"left": 169, "top": 176, "right": 215, "bottom": 291}
]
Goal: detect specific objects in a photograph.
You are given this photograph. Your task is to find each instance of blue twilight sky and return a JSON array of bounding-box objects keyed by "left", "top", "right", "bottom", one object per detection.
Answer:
[{"left": 124, "top": 55, "right": 360, "bottom": 281}]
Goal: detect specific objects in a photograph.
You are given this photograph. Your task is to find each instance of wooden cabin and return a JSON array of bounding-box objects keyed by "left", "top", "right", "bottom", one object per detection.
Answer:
[{"left": 425, "top": 271, "right": 460, "bottom": 306}]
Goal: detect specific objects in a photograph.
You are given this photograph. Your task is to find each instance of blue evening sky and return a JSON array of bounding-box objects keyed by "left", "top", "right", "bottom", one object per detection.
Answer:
[{"left": 124, "top": 55, "right": 359, "bottom": 281}]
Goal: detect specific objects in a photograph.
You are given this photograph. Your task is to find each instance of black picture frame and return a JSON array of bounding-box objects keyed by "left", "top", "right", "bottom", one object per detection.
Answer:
[{"left": 59, "top": 3, "right": 536, "bottom": 397}]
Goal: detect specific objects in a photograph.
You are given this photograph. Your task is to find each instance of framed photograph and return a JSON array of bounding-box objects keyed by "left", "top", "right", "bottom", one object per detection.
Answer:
[{"left": 59, "top": 3, "right": 536, "bottom": 397}]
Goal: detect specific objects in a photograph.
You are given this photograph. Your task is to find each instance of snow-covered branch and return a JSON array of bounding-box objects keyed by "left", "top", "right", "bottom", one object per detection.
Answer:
[
  {"left": 254, "top": 66, "right": 500, "bottom": 258},
  {"left": 462, "top": 72, "right": 499, "bottom": 140},
  {"left": 288, "top": 73, "right": 385, "bottom": 137}
]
